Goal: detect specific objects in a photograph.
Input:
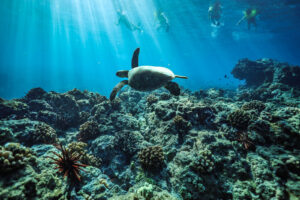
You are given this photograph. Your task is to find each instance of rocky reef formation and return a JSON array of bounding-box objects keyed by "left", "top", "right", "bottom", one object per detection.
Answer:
[
  {"left": 232, "top": 58, "right": 300, "bottom": 88},
  {"left": 0, "top": 59, "right": 299, "bottom": 200}
]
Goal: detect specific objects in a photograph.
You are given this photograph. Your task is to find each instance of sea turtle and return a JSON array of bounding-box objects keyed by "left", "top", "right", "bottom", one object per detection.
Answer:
[{"left": 110, "top": 48, "right": 188, "bottom": 101}]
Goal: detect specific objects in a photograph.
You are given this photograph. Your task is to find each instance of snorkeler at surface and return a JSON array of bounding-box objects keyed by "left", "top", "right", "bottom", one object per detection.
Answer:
[
  {"left": 208, "top": 1, "right": 222, "bottom": 26},
  {"left": 155, "top": 10, "right": 170, "bottom": 32},
  {"left": 116, "top": 10, "right": 142, "bottom": 32},
  {"left": 236, "top": 8, "right": 258, "bottom": 30}
]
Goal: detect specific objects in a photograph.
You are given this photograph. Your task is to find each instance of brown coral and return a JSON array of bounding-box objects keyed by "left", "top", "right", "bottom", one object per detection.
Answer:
[
  {"left": 114, "top": 130, "right": 143, "bottom": 156},
  {"left": 138, "top": 146, "right": 165, "bottom": 171},
  {"left": 33, "top": 123, "right": 57, "bottom": 144},
  {"left": 173, "top": 115, "right": 191, "bottom": 133},
  {"left": 0, "top": 143, "right": 35, "bottom": 173},
  {"left": 227, "top": 109, "right": 251, "bottom": 130},
  {"left": 67, "top": 88, "right": 88, "bottom": 100},
  {"left": 67, "top": 142, "right": 101, "bottom": 167},
  {"left": 241, "top": 100, "right": 266, "bottom": 112},
  {"left": 191, "top": 149, "right": 215, "bottom": 174},
  {"left": 147, "top": 94, "right": 158, "bottom": 105},
  {"left": 0, "top": 100, "right": 29, "bottom": 119},
  {"left": 48, "top": 93, "right": 80, "bottom": 130},
  {"left": 0, "top": 127, "right": 14, "bottom": 145},
  {"left": 25, "top": 87, "right": 47, "bottom": 100},
  {"left": 79, "top": 111, "right": 90, "bottom": 123},
  {"left": 77, "top": 121, "right": 100, "bottom": 141}
]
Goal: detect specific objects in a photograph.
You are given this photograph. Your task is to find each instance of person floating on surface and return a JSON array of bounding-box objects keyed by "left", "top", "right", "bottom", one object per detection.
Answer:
[
  {"left": 208, "top": 1, "right": 222, "bottom": 26},
  {"left": 116, "top": 10, "right": 142, "bottom": 32},
  {"left": 236, "top": 8, "right": 258, "bottom": 30},
  {"left": 154, "top": 9, "right": 170, "bottom": 32}
]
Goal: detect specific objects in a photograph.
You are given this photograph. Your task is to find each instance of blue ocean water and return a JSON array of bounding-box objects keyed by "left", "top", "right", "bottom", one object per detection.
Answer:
[{"left": 0, "top": 0, "right": 299, "bottom": 99}]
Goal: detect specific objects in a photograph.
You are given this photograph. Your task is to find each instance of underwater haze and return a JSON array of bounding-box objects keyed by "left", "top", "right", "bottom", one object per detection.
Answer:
[{"left": 0, "top": 0, "right": 300, "bottom": 99}]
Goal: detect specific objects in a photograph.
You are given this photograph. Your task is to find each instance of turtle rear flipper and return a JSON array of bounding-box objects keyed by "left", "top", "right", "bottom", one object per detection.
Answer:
[
  {"left": 164, "top": 82, "right": 180, "bottom": 96},
  {"left": 175, "top": 75, "right": 188, "bottom": 79},
  {"left": 110, "top": 80, "right": 129, "bottom": 101}
]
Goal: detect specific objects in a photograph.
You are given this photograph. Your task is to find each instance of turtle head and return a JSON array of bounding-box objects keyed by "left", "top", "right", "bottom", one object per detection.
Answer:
[{"left": 116, "top": 70, "right": 128, "bottom": 78}]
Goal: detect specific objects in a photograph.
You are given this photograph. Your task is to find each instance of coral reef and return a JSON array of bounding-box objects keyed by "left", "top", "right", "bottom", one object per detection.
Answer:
[
  {"left": 138, "top": 146, "right": 165, "bottom": 171},
  {"left": 154, "top": 101, "right": 176, "bottom": 121},
  {"left": 0, "top": 99, "right": 29, "bottom": 120},
  {"left": 25, "top": 87, "right": 47, "bottom": 100},
  {"left": 77, "top": 121, "right": 100, "bottom": 141},
  {"left": 146, "top": 94, "right": 158, "bottom": 105},
  {"left": 33, "top": 123, "right": 58, "bottom": 144},
  {"left": 0, "top": 127, "right": 14, "bottom": 145},
  {"left": 114, "top": 130, "right": 144, "bottom": 156},
  {"left": 0, "top": 143, "right": 35, "bottom": 173},
  {"left": 173, "top": 115, "right": 191, "bottom": 134},
  {"left": 227, "top": 109, "right": 251, "bottom": 130},
  {"left": 190, "top": 148, "right": 215, "bottom": 174},
  {"left": 0, "top": 59, "right": 299, "bottom": 199},
  {"left": 241, "top": 100, "right": 266, "bottom": 112},
  {"left": 192, "top": 104, "right": 216, "bottom": 126},
  {"left": 67, "top": 142, "right": 102, "bottom": 167},
  {"left": 109, "top": 183, "right": 178, "bottom": 200},
  {"left": 169, "top": 149, "right": 207, "bottom": 200}
]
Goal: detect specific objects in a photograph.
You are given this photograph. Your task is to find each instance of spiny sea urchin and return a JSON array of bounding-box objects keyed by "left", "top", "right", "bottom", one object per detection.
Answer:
[
  {"left": 48, "top": 144, "right": 87, "bottom": 182},
  {"left": 236, "top": 131, "right": 255, "bottom": 151}
]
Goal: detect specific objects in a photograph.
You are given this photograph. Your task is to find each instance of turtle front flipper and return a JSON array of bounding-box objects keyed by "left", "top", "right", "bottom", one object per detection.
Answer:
[
  {"left": 164, "top": 82, "right": 180, "bottom": 96},
  {"left": 131, "top": 48, "right": 140, "bottom": 68},
  {"left": 110, "top": 80, "right": 129, "bottom": 101}
]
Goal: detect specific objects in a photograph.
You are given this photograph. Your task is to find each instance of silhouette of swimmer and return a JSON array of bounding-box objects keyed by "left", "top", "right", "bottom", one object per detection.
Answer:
[
  {"left": 208, "top": 1, "right": 222, "bottom": 26},
  {"left": 116, "top": 10, "right": 142, "bottom": 32},
  {"left": 155, "top": 10, "right": 170, "bottom": 32},
  {"left": 237, "top": 8, "right": 259, "bottom": 30}
]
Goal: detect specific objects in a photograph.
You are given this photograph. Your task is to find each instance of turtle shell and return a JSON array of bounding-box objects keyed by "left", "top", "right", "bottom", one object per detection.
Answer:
[{"left": 128, "top": 66, "right": 175, "bottom": 91}]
